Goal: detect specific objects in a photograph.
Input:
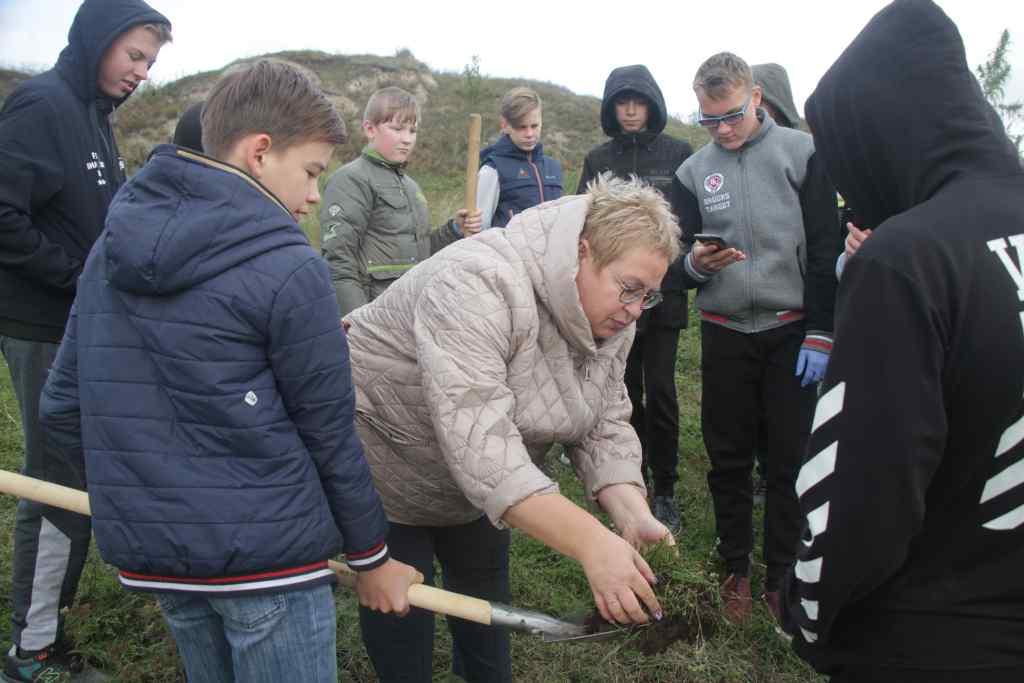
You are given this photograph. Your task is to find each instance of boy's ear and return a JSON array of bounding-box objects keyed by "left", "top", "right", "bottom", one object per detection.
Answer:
[
  {"left": 230, "top": 133, "right": 273, "bottom": 179},
  {"left": 751, "top": 85, "right": 763, "bottom": 109},
  {"left": 499, "top": 116, "right": 510, "bottom": 132},
  {"left": 362, "top": 119, "right": 376, "bottom": 141}
]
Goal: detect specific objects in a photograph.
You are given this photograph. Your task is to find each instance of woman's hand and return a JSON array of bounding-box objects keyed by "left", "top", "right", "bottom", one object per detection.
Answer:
[
  {"left": 618, "top": 514, "right": 674, "bottom": 551},
  {"left": 578, "top": 528, "right": 663, "bottom": 625},
  {"left": 503, "top": 490, "right": 664, "bottom": 625},
  {"left": 597, "top": 483, "right": 674, "bottom": 551}
]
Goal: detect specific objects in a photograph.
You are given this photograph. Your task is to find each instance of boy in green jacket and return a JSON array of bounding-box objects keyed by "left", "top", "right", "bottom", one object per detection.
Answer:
[{"left": 321, "top": 87, "right": 482, "bottom": 316}]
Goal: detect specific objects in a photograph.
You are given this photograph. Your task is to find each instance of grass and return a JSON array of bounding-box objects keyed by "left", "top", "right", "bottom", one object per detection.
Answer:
[{"left": 0, "top": 178, "right": 820, "bottom": 681}]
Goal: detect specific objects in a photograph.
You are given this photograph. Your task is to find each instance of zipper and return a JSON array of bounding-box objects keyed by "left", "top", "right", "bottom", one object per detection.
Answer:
[
  {"left": 527, "top": 150, "right": 545, "bottom": 203},
  {"left": 738, "top": 150, "right": 758, "bottom": 329}
]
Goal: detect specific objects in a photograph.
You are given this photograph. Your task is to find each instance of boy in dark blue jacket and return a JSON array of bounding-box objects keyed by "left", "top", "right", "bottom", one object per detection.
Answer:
[
  {"left": 37, "top": 60, "right": 420, "bottom": 683},
  {"left": 477, "top": 87, "right": 563, "bottom": 228}
]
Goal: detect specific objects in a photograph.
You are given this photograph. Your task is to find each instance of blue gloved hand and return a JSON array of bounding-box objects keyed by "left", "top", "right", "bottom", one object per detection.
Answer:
[{"left": 795, "top": 348, "right": 829, "bottom": 387}]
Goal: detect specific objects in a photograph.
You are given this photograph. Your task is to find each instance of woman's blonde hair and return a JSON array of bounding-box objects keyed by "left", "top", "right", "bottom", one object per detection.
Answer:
[{"left": 581, "top": 173, "right": 680, "bottom": 268}]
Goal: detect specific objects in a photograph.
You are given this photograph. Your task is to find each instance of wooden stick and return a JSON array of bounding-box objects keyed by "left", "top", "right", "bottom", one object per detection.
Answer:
[
  {"left": 0, "top": 469, "right": 91, "bottom": 515},
  {"left": 464, "top": 113, "right": 482, "bottom": 212},
  {"left": 0, "top": 469, "right": 495, "bottom": 626}
]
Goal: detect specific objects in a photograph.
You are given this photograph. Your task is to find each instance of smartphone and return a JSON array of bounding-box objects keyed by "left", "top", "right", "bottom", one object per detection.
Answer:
[{"left": 694, "top": 233, "right": 728, "bottom": 249}]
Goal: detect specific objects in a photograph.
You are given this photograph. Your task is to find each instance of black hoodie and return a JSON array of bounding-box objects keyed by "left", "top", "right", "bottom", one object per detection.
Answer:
[
  {"left": 0, "top": 0, "right": 169, "bottom": 342},
  {"left": 577, "top": 65, "right": 693, "bottom": 329},
  {"left": 784, "top": 0, "right": 1024, "bottom": 676}
]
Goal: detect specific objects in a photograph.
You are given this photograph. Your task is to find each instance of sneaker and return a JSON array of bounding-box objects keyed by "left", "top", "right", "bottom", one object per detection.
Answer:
[
  {"left": 3, "top": 642, "right": 107, "bottom": 683},
  {"left": 651, "top": 495, "right": 682, "bottom": 535},
  {"left": 720, "top": 574, "right": 753, "bottom": 624}
]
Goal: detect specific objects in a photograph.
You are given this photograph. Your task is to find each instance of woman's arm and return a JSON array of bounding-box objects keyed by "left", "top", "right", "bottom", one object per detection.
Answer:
[{"left": 503, "top": 492, "right": 663, "bottom": 625}]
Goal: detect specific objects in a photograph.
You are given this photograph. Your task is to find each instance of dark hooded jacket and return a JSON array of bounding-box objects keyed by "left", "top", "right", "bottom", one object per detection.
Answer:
[
  {"left": 752, "top": 63, "right": 800, "bottom": 130},
  {"left": 39, "top": 146, "right": 391, "bottom": 593},
  {"left": 0, "top": 0, "right": 169, "bottom": 343},
  {"left": 784, "top": 0, "right": 1024, "bottom": 676},
  {"left": 576, "top": 65, "right": 693, "bottom": 329}
]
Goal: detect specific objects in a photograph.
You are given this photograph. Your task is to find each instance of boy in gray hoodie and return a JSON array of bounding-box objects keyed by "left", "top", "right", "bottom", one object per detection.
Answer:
[{"left": 676, "top": 52, "right": 838, "bottom": 625}]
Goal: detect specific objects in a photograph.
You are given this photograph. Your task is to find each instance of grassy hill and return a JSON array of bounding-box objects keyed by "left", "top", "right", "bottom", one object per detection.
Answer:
[{"left": 0, "top": 50, "right": 709, "bottom": 183}]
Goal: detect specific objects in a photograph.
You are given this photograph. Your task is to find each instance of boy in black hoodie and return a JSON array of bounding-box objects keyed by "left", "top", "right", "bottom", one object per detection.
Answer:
[
  {"left": 0, "top": 1, "right": 171, "bottom": 680},
  {"left": 576, "top": 65, "right": 692, "bottom": 532},
  {"left": 785, "top": 1, "right": 1024, "bottom": 680}
]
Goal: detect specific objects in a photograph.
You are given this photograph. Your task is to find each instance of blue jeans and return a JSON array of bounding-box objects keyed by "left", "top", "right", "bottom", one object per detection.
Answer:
[{"left": 156, "top": 584, "right": 338, "bottom": 683}]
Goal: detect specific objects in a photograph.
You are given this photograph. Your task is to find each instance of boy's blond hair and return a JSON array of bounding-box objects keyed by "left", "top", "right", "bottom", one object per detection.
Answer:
[
  {"left": 693, "top": 52, "right": 754, "bottom": 101},
  {"left": 500, "top": 87, "right": 542, "bottom": 126},
  {"left": 363, "top": 87, "right": 420, "bottom": 127},
  {"left": 142, "top": 22, "right": 173, "bottom": 45},
  {"left": 581, "top": 173, "right": 680, "bottom": 268},
  {"left": 200, "top": 60, "right": 347, "bottom": 160}
]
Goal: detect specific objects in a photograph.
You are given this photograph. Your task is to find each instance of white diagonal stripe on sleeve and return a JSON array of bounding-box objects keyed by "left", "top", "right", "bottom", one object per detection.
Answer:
[
  {"left": 796, "top": 442, "right": 838, "bottom": 498},
  {"left": 995, "top": 409, "right": 1024, "bottom": 457},
  {"left": 811, "top": 381, "right": 846, "bottom": 433},
  {"left": 981, "top": 458, "right": 1024, "bottom": 503},
  {"left": 984, "top": 503, "right": 1024, "bottom": 531},
  {"left": 801, "top": 599, "right": 819, "bottom": 621},
  {"left": 796, "top": 557, "right": 823, "bottom": 583},
  {"left": 800, "top": 627, "right": 818, "bottom": 643},
  {"left": 804, "top": 501, "right": 830, "bottom": 545}
]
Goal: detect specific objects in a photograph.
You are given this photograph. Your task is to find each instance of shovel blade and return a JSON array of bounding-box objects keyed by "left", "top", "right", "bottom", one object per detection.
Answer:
[{"left": 542, "top": 621, "right": 652, "bottom": 643}]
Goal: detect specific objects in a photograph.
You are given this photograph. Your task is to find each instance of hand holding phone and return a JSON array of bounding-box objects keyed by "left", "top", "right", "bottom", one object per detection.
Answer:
[{"left": 694, "top": 233, "right": 728, "bottom": 249}]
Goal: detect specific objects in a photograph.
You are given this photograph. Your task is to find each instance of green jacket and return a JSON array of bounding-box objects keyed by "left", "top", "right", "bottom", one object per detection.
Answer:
[{"left": 320, "top": 149, "right": 461, "bottom": 315}]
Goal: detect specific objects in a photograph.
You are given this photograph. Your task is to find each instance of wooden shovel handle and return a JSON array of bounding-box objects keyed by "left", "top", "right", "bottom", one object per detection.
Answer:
[
  {"left": 329, "top": 560, "right": 493, "bottom": 625},
  {"left": 464, "top": 113, "right": 482, "bottom": 211},
  {"left": 0, "top": 469, "right": 495, "bottom": 626},
  {"left": 0, "top": 469, "right": 91, "bottom": 515}
]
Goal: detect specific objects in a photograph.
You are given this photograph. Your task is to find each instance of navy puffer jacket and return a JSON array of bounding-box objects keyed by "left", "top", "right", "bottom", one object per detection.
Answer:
[{"left": 40, "top": 145, "right": 389, "bottom": 592}]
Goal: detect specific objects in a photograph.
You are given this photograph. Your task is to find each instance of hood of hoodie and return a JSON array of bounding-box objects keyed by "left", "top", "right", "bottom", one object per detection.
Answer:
[
  {"left": 55, "top": 0, "right": 170, "bottom": 107},
  {"left": 600, "top": 65, "right": 667, "bottom": 137},
  {"left": 804, "top": 0, "right": 1019, "bottom": 230},
  {"left": 753, "top": 63, "right": 800, "bottom": 129},
  {"left": 104, "top": 145, "right": 309, "bottom": 296},
  {"left": 497, "top": 195, "right": 604, "bottom": 357}
]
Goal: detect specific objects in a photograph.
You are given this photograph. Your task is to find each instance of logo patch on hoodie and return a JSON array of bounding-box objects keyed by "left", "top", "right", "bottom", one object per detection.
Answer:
[
  {"left": 704, "top": 172, "right": 725, "bottom": 194},
  {"left": 244, "top": 391, "right": 258, "bottom": 407},
  {"left": 702, "top": 172, "right": 732, "bottom": 213}
]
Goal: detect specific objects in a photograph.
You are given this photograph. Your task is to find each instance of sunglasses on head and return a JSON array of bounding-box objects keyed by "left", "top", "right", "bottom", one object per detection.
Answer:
[{"left": 698, "top": 93, "right": 752, "bottom": 129}]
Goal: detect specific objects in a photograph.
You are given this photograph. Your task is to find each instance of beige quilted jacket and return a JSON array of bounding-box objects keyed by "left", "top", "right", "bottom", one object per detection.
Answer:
[{"left": 345, "top": 194, "right": 645, "bottom": 527}]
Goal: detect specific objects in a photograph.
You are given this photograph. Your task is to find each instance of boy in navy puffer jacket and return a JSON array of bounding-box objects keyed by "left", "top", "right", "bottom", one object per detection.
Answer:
[
  {"left": 38, "top": 60, "right": 420, "bottom": 683},
  {"left": 477, "top": 87, "right": 563, "bottom": 228}
]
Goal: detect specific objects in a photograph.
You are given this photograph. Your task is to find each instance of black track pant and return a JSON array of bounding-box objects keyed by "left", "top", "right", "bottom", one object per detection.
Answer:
[
  {"left": 700, "top": 321, "right": 816, "bottom": 589},
  {"left": 2, "top": 336, "right": 91, "bottom": 652},
  {"left": 359, "top": 516, "right": 512, "bottom": 683},
  {"left": 624, "top": 325, "right": 681, "bottom": 497}
]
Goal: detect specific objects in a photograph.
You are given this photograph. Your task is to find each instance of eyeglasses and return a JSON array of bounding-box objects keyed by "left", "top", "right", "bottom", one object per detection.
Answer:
[
  {"left": 698, "top": 93, "right": 752, "bottom": 129},
  {"left": 616, "top": 277, "right": 663, "bottom": 310}
]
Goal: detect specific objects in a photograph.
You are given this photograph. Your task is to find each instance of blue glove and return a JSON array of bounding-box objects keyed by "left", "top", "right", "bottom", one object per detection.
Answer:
[{"left": 795, "top": 348, "right": 829, "bottom": 387}]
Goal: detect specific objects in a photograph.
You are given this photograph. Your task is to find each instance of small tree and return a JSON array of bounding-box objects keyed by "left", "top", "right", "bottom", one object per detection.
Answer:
[
  {"left": 976, "top": 29, "right": 1023, "bottom": 156},
  {"left": 459, "top": 55, "right": 483, "bottom": 111}
]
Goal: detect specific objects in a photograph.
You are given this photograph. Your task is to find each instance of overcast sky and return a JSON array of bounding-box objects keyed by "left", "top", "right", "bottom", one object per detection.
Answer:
[{"left": 1, "top": 0, "right": 1022, "bottom": 122}]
